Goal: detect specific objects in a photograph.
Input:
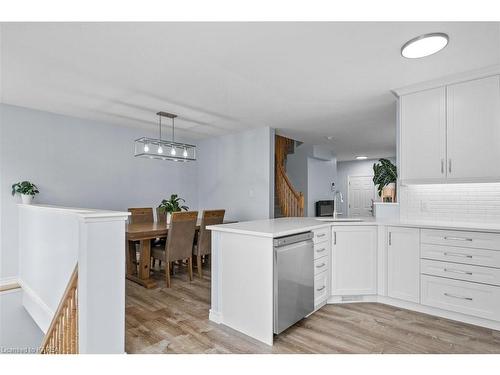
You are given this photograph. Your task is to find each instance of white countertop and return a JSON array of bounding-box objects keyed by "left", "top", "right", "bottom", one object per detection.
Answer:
[
  {"left": 208, "top": 216, "right": 500, "bottom": 237},
  {"left": 207, "top": 217, "right": 333, "bottom": 238}
]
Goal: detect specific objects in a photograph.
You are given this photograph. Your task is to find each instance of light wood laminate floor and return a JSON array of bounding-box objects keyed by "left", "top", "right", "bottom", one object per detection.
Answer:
[{"left": 125, "top": 267, "right": 500, "bottom": 354}]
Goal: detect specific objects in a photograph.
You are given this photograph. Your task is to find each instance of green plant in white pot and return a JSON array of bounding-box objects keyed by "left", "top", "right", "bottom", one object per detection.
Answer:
[
  {"left": 158, "top": 194, "right": 189, "bottom": 223},
  {"left": 12, "top": 181, "right": 39, "bottom": 205},
  {"left": 373, "top": 159, "right": 397, "bottom": 201}
]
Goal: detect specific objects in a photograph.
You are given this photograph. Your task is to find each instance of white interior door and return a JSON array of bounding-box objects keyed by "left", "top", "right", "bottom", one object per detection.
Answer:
[{"left": 348, "top": 176, "right": 376, "bottom": 217}]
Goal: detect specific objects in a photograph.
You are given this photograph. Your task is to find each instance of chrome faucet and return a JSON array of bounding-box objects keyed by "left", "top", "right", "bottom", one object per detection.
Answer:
[{"left": 333, "top": 190, "right": 344, "bottom": 219}]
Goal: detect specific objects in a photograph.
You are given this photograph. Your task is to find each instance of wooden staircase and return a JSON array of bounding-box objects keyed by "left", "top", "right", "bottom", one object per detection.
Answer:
[
  {"left": 275, "top": 135, "right": 304, "bottom": 217},
  {"left": 39, "top": 265, "right": 79, "bottom": 354}
]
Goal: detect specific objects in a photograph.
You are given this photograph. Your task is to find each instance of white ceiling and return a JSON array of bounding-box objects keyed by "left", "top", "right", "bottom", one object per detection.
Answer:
[{"left": 1, "top": 22, "right": 499, "bottom": 160}]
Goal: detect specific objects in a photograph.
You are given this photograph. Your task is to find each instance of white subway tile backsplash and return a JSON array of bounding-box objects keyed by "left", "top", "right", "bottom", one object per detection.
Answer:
[{"left": 399, "top": 183, "right": 500, "bottom": 223}]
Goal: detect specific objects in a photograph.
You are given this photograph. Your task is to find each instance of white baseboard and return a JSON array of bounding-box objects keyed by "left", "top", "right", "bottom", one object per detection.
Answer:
[
  {"left": 18, "top": 279, "right": 54, "bottom": 334},
  {"left": 327, "top": 295, "right": 378, "bottom": 304},
  {"left": 209, "top": 309, "right": 222, "bottom": 324}
]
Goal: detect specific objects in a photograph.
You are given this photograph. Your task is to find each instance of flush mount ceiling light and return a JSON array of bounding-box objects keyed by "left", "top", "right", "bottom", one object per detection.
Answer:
[
  {"left": 134, "top": 112, "right": 196, "bottom": 162},
  {"left": 355, "top": 156, "right": 368, "bottom": 160},
  {"left": 401, "top": 33, "right": 449, "bottom": 59}
]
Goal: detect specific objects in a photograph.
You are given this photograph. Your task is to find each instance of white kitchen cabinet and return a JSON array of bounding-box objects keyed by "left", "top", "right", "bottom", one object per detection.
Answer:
[
  {"left": 387, "top": 226, "right": 420, "bottom": 303},
  {"left": 400, "top": 87, "right": 446, "bottom": 182},
  {"left": 331, "top": 226, "right": 377, "bottom": 296},
  {"left": 398, "top": 74, "right": 500, "bottom": 184},
  {"left": 446, "top": 75, "right": 500, "bottom": 180}
]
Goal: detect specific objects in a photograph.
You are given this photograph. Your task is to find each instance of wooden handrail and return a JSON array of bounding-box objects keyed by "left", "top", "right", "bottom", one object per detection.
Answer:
[
  {"left": 276, "top": 162, "right": 302, "bottom": 202},
  {"left": 276, "top": 162, "right": 304, "bottom": 217},
  {"left": 39, "top": 265, "right": 78, "bottom": 354},
  {"left": 275, "top": 135, "right": 305, "bottom": 217}
]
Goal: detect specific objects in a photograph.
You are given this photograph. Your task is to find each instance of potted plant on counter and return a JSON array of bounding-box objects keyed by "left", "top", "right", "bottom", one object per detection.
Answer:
[
  {"left": 158, "top": 194, "right": 189, "bottom": 223},
  {"left": 12, "top": 181, "right": 40, "bottom": 205},
  {"left": 373, "top": 158, "right": 397, "bottom": 202}
]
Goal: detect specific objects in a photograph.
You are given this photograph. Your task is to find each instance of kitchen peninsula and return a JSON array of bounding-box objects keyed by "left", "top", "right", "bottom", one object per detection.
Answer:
[{"left": 208, "top": 217, "right": 500, "bottom": 345}]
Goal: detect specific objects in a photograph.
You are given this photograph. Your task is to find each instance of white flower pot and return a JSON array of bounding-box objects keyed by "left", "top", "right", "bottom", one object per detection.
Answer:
[
  {"left": 21, "top": 194, "right": 33, "bottom": 205},
  {"left": 166, "top": 212, "right": 172, "bottom": 224}
]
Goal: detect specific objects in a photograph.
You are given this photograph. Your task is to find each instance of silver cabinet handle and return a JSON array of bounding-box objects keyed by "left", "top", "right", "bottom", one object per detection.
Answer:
[
  {"left": 316, "top": 285, "right": 326, "bottom": 292},
  {"left": 333, "top": 231, "right": 336, "bottom": 245},
  {"left": 316, "top": 248, "right": 326, "bottom": 253},
  {"left": 389, "top": 231, "right": 392, "bottom": 246},
  {"left": 448, "top": 159, "right": 452, "bottom": 173},
  {"left": 444, "top": 292, "right": 473, "bottom": 301},
  {"left": 317, "top": 233, "right": 326, "bottom": 238},
  {"left": 444, "top": 252, "right": 473, "bottom": 258},
  {"left": 444, "top": 236, "right": 473, "bottom": 242},
  {"left": 444, "top": 268, "right": 473, "bottom": 275},
  {"left": 316, "top": 263, "right": 326, "bottom": 269},
  {"left": 441, "top": 159, "right": 444, "bottom": 174}
]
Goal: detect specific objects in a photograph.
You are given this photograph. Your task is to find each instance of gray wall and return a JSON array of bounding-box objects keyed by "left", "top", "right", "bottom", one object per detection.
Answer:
[
  {"left": 307, "top": 157, "right": 337, "bottom": 216},
  {"left": 0, "top": 104, "right": 199, "bottom": 281},
  {"left": 286, "top": 143, "right": 337, "bottom": 217},
  {"left": 0, "top": 290, "right": 44, "bottom": 350},
  {"left": 286, "top": 143, "right": 310, "bottom": 215},
  {"left": 197, "top": 127, "right": 273, "bottom": 221},
  {"left": 336, "top": 157, "right": 396, "bottom": 215}
]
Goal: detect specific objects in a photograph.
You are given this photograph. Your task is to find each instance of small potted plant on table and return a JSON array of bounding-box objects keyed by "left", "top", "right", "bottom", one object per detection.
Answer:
[
  {"left": 158, "top": 194, "right": 189, "bottom": 223},
  {"left": 12, "top": 181, "right": 40, "bottom": 205}
]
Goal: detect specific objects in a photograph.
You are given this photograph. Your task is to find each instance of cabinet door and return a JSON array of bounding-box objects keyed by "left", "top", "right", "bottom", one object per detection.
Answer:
[
  {"left": 387, "top": 227, "right": 420, "bottom": 303},
  {"left": 400, "top": 87, "right": 446, "bottom": 182},
  {"left": 331, "top": 226, "right": 377, "bottom": 296},
  {"left": 447, "top": 75, "right": 500, "bottom": 180}
]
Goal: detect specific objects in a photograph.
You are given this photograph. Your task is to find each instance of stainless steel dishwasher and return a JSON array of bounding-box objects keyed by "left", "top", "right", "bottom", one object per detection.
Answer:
[{"left": 273, "top": 231, "right": 314, "bottom": 334}]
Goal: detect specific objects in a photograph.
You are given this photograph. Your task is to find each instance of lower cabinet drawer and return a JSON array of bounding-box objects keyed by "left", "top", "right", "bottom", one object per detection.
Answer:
[
  {"left": 314, "top": 256, "right": 328, "bottom": 275},
  {"left": 313, "top": 227, "right": 330, "bottom": 244},
  {"left": 421, "top": 275, "right": 500, "bottom": 321},
  {"left": 314, "top": 242, "right": 329, "bottom": 260},
  {"left": 421, "top": 243, "right": 500, "bottom": 268},
  {"left": 421, "top": 229, "right": 500, "bottom": 251},
  {"left": 421, "top": 259, "right": 500, "bottom": 286},
  {"left": 314, "top": 271, "right": 328, "bottom": 306}
]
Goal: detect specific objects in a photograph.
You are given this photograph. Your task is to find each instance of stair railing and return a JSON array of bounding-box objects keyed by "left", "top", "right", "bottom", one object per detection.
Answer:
[
  {"left": 275, "top": 134, "right": 305, "bottom": 217},
  {"left": 39, "top": 265, "right": 78, "bottom": 354}
]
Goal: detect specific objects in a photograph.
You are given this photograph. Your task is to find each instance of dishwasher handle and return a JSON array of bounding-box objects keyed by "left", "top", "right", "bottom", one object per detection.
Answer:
[{"left": 274, "top": 232, "right": 314, "bottom": 247}]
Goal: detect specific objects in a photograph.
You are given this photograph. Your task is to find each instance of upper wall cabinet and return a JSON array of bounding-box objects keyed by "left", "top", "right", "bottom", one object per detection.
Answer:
[
  {"left": 399, "top": 74, "right": 500, "bottom": 184},
  {"left": 447, "top": 76, "right": 500, "bottom": 181},
  {"left": 400, "top": 87, "right": 446, "bottom": 183}
]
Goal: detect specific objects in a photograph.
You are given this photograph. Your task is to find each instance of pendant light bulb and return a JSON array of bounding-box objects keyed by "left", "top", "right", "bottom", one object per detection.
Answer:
[
  {"left": 183, "top": 148, "right": 188, "bottom": 158},
  {"left": 170, "top": 147, "right": 176, "bottom": 156},
  {"left": 158, "top": 145, "right": 163, "bottom": 154},
  {"left": 144, "top": 143, "right": 149, "bottom": 152}
]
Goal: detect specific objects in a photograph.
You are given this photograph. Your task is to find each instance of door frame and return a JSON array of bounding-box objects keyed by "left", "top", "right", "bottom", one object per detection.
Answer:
[{"left": 346, "top": 175, "right": 378, "bottom": 217}]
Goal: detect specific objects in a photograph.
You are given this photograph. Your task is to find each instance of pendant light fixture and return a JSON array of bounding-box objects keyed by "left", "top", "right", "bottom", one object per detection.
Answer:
[{"left": 134, "top": 111, "right": 196, "bottom": 161}]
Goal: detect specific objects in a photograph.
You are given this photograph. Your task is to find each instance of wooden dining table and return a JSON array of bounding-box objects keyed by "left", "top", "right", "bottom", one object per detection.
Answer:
[{"left": 126, "top": 220, "right": 235, "bottom": 288}]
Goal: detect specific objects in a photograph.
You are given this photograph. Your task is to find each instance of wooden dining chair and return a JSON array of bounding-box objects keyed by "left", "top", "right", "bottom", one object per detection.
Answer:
[
  {"left": 193, "top": 209, "right": 225, "bottom": 278},
  {"left": 128, "top": 207, "right": 154, "bottom": 224},
  {"left": 127, "top": 207, "right": 155, "bottom": 272},
  {"left": 152, "top": 211, "right": 198, "bottom": 288}
]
